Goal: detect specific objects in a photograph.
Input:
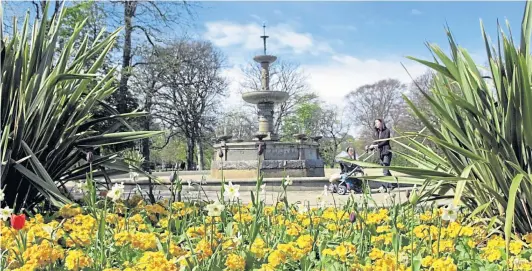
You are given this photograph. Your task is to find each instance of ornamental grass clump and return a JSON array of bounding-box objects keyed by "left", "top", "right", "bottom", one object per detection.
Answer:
[
  {"left": 1, "top": 2, "right": 160, "bottom": 212},
  {"left": 398, "top": 1, "right": 532, "bottom": 237}
]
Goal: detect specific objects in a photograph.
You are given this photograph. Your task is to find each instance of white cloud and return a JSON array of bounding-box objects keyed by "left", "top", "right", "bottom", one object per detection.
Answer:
[
  {"left": 411, "top": 9, "right": 422, "bottom": 15},
  {"left": 208, "top": 21, "right": 427, "bottom": 112},
  {"left": 302, "top": 55, "right": 426, "bottom": 106},
  {"left": 203, "top": 21, "right": 332, "bottom": 55},
  {"left": 220, "top": 54, "right": 426, "bottom": 110}
]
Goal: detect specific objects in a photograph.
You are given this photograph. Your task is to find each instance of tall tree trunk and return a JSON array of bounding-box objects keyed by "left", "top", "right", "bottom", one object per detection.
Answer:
[
  {"left": 331, "top": 142, "right": 338, "bottom": 168},
  {"left": 142, "top": 91, "right": 153, "bottom": 164},
  {"left": 196, "top": 139, "right": 205, "bottom": 171},
  {"left": 118, "top": 1, "right": 137, "bottom": 113},
  {"left": 186, "top": 137, "right": 195, "bottom": 170}
]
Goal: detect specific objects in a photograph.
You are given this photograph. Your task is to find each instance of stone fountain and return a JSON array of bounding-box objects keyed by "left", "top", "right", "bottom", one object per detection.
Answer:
[{"left": 210, "top": 25, "right": 324, "bottom": 179}]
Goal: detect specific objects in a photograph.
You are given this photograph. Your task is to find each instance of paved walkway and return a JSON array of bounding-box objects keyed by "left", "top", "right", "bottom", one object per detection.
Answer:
[{"left": 67, "top": 169, "right": 452, "bottom": 208}]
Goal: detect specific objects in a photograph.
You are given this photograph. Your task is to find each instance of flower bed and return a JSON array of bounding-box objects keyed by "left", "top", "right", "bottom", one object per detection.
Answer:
[{"left": 1, "top": 184, "right": 532, "bottom": 271}]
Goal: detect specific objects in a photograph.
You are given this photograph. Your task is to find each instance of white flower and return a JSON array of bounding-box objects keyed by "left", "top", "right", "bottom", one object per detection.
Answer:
[
  {"left": 296, "top": 203, "right": 308, "bottom": 214},
  {"left": 0, "top": 206, "right": 13, "bottom": 221},
  {"left": 107, "top": 182, "right": 125, "bottom": 202},
  {"left": 260, "top": 184, "right": 266, "bottom": 193},
  {"left": 0, "top": 188, "right": 4, "bottom": 202},
  {"left": 316, "top": 194, "right": 326, "bottom": 209},
  {"left": 223, "top": 182, "right": 240, "bottom": 201},
  {"left": 399, "top": 253, "right": 409, "bottom": 265},
  {"left": 233, "top": 232, "right": 243, "bottom": 245},
  {"left": 129, "top": 171, "right": 139, "bottom": 183},
  {"left": 42, "top": 224, "right": 57, "bottom": 239},
  {"left": 378, "top": 185, "right": 387, "bottom": 194},
  {"left": 441, "top": 203, "right": 459, "bottom": 222},
  {"left": 284, "top": 176, "right": 293, "bottom": 186},
  {"left": 323, "top": 185, "right": 328, "bottom": 197},
  {"left": 205, "top": 201, "right": 225, "bottom": 217},
  {"left": 75, "top": 181, "right": 88, "bottom": 193}
]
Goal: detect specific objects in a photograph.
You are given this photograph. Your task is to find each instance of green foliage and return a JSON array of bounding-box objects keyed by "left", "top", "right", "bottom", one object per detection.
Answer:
[
  {"left": 282, "top": 102, "right": 323, "bottom": 139},
  {"left": 122, "top": 149, "right": 145, "bottom": 168},
  {"left": 393, "top": 2, "right": 532, "bottom": 234},
  {"left": 151, "top": 134, "right": 188, "bottom": 167},
  {"left": 1, "top": 5, "right": 160, "bottom": 211}
]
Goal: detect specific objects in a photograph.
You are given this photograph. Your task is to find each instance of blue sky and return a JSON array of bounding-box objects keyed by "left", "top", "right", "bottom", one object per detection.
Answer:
[
  {"left": 195, "top": 1, "right": 524, "bottom": 59},
  {"left": 188, "top": 1, "right": 526, "bottom": 106},
  {"left": 3, "top": 1, "right": 527, "bottom": 107}
]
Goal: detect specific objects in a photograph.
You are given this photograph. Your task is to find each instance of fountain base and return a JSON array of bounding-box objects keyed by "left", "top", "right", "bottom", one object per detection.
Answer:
[{"left": 211, "top": 141, "right": 324, "bottom": 179}]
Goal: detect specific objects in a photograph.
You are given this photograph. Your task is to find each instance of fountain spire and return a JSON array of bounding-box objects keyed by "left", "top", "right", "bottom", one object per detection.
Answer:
[
  {"left": 242, "top": 22, "right": 288, "bottom": 141},
  {"left": 260, "top": 23, "right": 269, "bottom": 55}
]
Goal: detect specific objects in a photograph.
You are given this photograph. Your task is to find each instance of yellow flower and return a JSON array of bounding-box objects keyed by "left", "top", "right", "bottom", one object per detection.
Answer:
[
  {"left": 286, "top": 223, "right": 302, "bottom": 236},
  {"left": 65, "top": 250, "right": 92, "bottom": 271},
  {"left": 430, "top": 257, "right": 457, "bottom": 271},
  {"left": 251, "top": 237, "right": 269, "bottom": 258},
  {"left": 263, "top": 206, "right": 275, "bottom": 216},
  {"left": 267, "top": 249, "right": 286, "bottom": 268},
  {"left": 225, "top": 254, "right": 245, "bottom": 271},
  {"left": 432, "top": 239, "right": 455, "bottom": 254},
  {"left": 486, "top": 235, "right": 505, "bottom": 249},
  {"left": 135, "top": 251, "right": 178, "bottom": 271},
  {"left": 257, "top": 263, "right": 277, "bottom": 271},
  {"left": 186, "top": 226, "right": 206, "bottom": 238},
  {"left": 20, "top": 240, "right": 64, "bottom": 268},
  {"left": 419, "top": 211, "right": 434, "bottom": 222},
  {"left": 114, "top": 231, "right": 132, "bottom": 246},
  {"left": 396, "top": 223, "right": 406, "bottom": 231},
  {"left": 326, "top": 223, "right": 338, "bottom": 231},
  {"left": 322, "top": 248, "right": 335, "bottom": 257},
  {"left": 376, "top": 225, "right": 390, "bottom": 233},
  {"left": 523, "top": 233, "right": 532, "bottom": 244},
  {"left": 131, "top": 232, "right": 157, "bottom": 251},
  {"left": 509, "top": 241, "right": 523, "bottom": 255},
  {"left": 482, "top": 248, "right": 502, "bottom": 262},
  {"left": 171, "top": 201, "right": 185, "bottom": 210},
  {"left": 296, "top": 234, "right": 314, "bottom": 252},
  {"left": 169, "top": 243, "right": 187, "bottom": 258},
  {"left": 233, "top": 212, "right": 253, "bottom": 223},
  {"left": 195, "top": 238, "right": 214, "bottom": 260},
  {"left": 59, "top": 204, "right": 82, "bottom": 218},
  {"left": 421, "top": 256, "right": 434, "bottom": 267},
  {"left": 369, "top": 248, "right": 385, "bottom": 260}
]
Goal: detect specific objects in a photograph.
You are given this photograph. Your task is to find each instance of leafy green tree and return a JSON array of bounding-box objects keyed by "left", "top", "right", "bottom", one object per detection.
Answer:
[
  {"left": 1, "top": 6, "right": 159, "bottom": 211},
  {"left": 281, "top": 102, "right": 323, "bottom": 140}
]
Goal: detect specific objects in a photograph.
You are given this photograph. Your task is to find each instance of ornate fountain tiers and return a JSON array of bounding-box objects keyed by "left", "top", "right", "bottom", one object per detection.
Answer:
[
  {"left": 210, "top": 23, "right": 324, "bottom": 179},
  {"left": 242, "top": 91, "right": 289, "bottom": 104},
  {"left": 253, "top": 55, "right": 277, "bottom": 63}
]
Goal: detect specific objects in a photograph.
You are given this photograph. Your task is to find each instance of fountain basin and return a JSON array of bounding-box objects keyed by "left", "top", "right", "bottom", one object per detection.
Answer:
[
  {"left": 242, "top": 91, "right": 289, "bottom": 104},
  {"left": 253, "top": 55, "right": 277, "bottom": 63},
  {"left": 211, "top": 141, "right": 324, "bottom": 179}
]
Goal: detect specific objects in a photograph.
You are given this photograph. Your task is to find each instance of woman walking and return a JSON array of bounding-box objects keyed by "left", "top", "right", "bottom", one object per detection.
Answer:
[{"left": 368, "top": 119, "right": 396, "bottom": 189}]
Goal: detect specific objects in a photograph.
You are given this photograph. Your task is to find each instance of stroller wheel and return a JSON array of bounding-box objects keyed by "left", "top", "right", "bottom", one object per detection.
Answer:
[{"left": 337, "top": 185, "right": 347, "bottom": 195}]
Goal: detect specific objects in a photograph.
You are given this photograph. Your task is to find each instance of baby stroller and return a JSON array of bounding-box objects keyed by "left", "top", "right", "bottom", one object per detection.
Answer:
[{"left": 328, "top": 151, "right": 371, "bottom": 195}]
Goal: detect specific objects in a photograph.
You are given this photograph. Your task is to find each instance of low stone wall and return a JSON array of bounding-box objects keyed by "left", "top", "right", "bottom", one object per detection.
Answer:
[{"left": 210, "top": 159, "right": 325, "bottom": 179}]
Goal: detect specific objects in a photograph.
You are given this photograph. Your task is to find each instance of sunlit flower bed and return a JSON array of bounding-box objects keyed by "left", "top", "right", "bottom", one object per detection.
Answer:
[{"left": 1, "top": 181, "right": 532, "bottom": 271}]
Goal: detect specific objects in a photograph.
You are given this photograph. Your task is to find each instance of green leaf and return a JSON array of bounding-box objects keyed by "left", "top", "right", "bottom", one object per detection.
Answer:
[{"left": 504, "top": 174, "right": 524, "bottom": 256}]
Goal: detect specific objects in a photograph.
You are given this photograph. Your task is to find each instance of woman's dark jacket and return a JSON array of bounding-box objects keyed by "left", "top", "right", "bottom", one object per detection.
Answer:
[{"left": 374, "top": 127, "right": 391, "bottom": 158}]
